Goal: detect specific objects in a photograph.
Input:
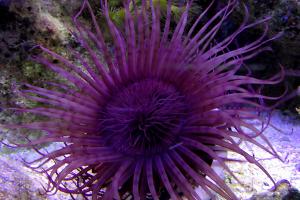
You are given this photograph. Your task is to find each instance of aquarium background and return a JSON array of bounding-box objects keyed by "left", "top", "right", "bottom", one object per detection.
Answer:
[{"left": 0, "top": 0, "right": 299, "bottom": 199}]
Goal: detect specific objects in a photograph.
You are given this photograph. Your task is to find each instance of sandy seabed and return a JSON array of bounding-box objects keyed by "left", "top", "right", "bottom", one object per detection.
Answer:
[{"left": 0, "top": 110, "right": 299, "bottom": 200}]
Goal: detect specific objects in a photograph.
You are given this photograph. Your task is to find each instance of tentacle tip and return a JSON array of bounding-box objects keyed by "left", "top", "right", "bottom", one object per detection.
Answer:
[
  {"left": 275, "top": 31, "right": 285, "bottom": 39},
  {"left": 73, "top": 0, "right": 88, "bottom": 22},
  {"left": 264, "top": 15, "right": 273, "bottom": 21},
  {"left": 28, "top": 44, "right": 42, "bottom": 52}
]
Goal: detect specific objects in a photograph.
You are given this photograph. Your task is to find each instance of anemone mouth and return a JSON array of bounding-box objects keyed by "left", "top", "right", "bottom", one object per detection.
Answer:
[{"left": 100, "top": 79, "right": 188, "bottom": 156}]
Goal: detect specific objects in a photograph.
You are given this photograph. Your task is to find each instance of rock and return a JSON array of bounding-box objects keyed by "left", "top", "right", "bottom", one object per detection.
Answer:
[
  {"left": 0, "top": 148, "right": 84, "bottom": 200},
  {"left": 0, "top": 0, "right": 11, "bottom": 7},
  {"left": 248, "top": 180, "right": 289, "bottom": 200},
  {"left": 248, "top": 183, "right": 300, "bottom": 200},
  {"left": 0, "top": 156, "right": 45, "bottom": 200},
  {"left": 282, "top": 188, "right": 300, "bottom": 200}
]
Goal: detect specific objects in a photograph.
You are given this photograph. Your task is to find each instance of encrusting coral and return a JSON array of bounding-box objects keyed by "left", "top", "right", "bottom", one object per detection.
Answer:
[{"left": 1, "top": 0, "right": 290, "bottom": 199}]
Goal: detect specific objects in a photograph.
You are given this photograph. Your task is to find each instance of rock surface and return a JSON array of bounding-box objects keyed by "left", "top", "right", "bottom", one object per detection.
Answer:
[
  {"left": 0, "top": 144, "right": 85, "bottom": 200},
  {"left": 0, "top": 156, "right": 44, "bottom": 200}
]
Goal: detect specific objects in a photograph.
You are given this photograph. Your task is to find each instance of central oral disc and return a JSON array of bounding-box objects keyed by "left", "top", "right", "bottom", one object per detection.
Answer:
[{"left": 100, "top": 79, "right": 187, "bottom": 156}]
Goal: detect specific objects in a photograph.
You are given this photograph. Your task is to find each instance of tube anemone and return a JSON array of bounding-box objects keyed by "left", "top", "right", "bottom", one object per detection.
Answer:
[{"left": 3, "top": 0, "right": 285, "bottom": 199}]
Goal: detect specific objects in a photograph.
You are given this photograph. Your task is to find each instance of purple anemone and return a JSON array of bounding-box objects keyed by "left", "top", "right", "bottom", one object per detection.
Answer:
[{"left": 3, "top": 0, "right": 286, "bottom": 199}]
